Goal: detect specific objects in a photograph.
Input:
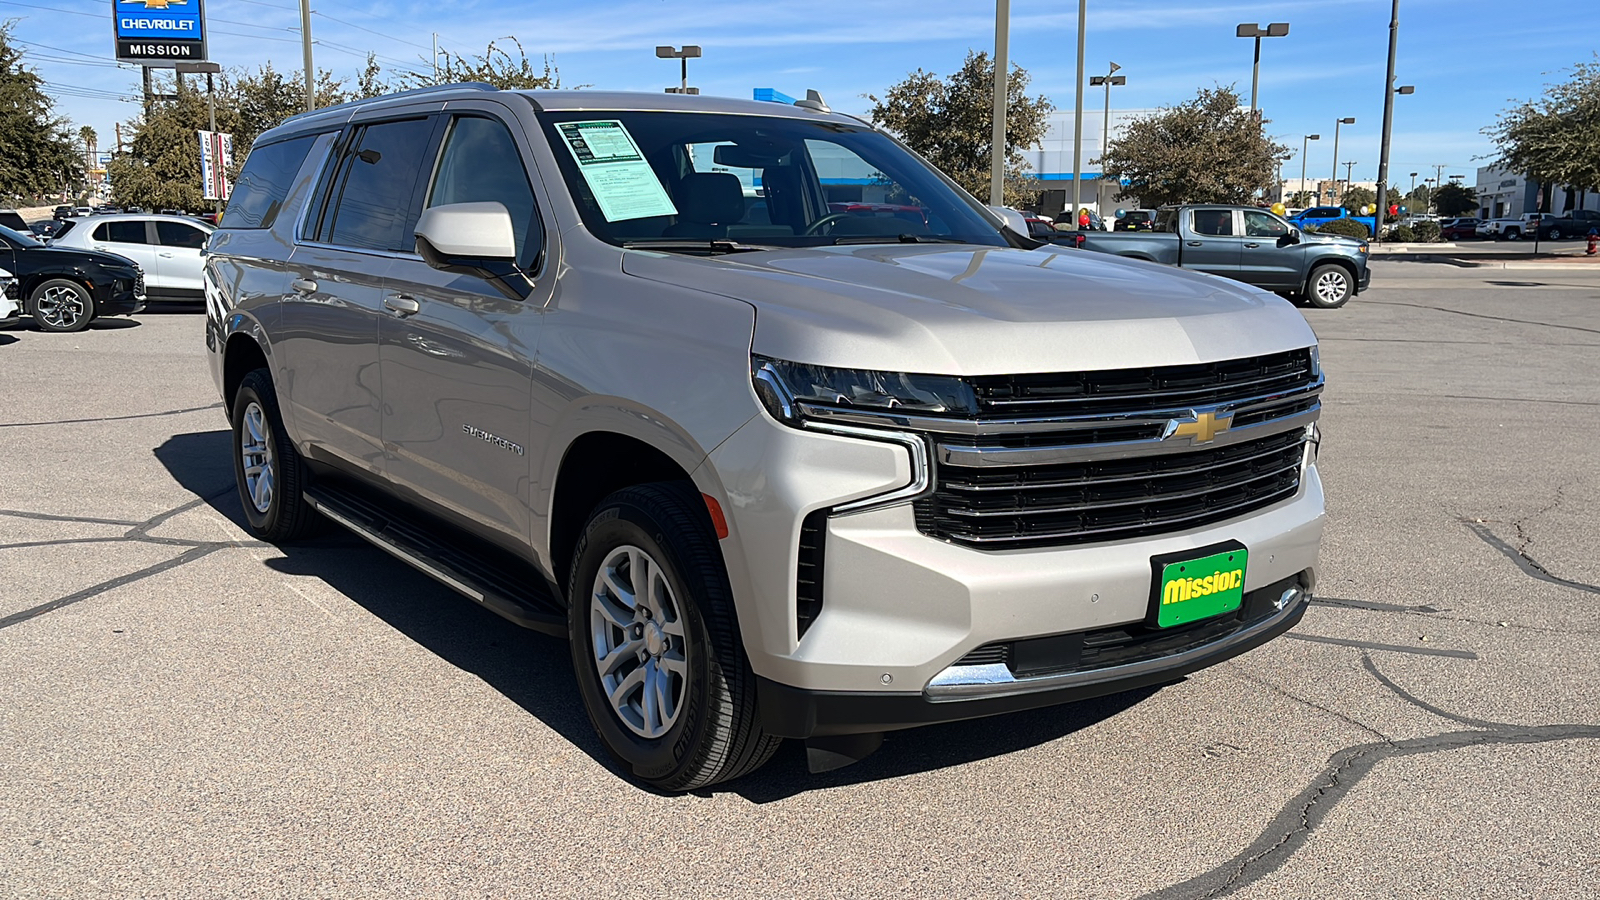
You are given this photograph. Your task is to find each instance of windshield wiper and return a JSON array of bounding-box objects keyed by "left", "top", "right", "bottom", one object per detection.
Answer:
[
  {"left": 831, "top": 234, "right": 971, "bottom": 245},
  {"left": 621, "top": 239, "right": 778, "bottom": 255}
]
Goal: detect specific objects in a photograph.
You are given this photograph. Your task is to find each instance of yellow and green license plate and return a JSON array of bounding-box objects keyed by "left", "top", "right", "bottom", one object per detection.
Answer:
[{"left": 1154, "top": 546, "right": 1248, "bottom": 628}]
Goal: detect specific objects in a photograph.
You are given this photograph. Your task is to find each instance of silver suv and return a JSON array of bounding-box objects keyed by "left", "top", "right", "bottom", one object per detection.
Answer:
[{"left": 206, "top": 85, "right": 1325, "bottom": 790}]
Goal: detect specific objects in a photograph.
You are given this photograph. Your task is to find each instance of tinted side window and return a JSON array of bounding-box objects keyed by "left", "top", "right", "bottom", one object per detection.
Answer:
[
  {"left": 326, "top": 118, "right": 436, "bottom": 252},
  {"left": 1153, "top": 209, "right": 1178, "bottom": 233},
  {"left": 155, "top": 221, "right": 210, "bottom": 249},
  {"left": 96, "top": 221, "right": 149, "bottom": 243},
  {"left": 1243, "top": 211, "right": 1288, "bottom": 238},
  {"left": 225, "top": 136, "right": 315, "bottom": 229},
  {"left": 427, "top": 116, "right": 543, "bottom": 269},
  {"left": 1191, "top": 209, "right": 1233, "bottom": 236}
]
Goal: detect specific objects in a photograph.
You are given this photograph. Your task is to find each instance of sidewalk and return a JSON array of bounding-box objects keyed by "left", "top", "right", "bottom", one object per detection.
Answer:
[{"left": 1370, "top": 241, "right": 1597, "bottom": 269}]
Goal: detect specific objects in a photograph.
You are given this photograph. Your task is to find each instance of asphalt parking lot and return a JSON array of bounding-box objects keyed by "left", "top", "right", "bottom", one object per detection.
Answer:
[{"left": 2, "top": 259, "right": 1598, "bottom": 898}]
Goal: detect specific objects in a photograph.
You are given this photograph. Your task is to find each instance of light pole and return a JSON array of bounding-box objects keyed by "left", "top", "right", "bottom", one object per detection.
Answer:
[
  {"left": 1235, "top": 22, "right": 1289, "bottom": 116},
  {"left": 990, "top": 0, "right": 1010, "bottom": 206},
  {"left": 1300, "top": 133, "right": 1320, "bottom": 207},
  {"left": 1089, "top": 62, "right": 1125, "bottom": 215},
  {"left": 299, "top": 0, "right": 314, "bottom": 113},
  {"left": 177, "top": 61, "right": 224, "bottom": 215},
  {"left": 1069, "top": 0, "right": 1087, "bottom": 226},
  {"left": 1330, "top": 117, "right": 1355, "bottom": 205},
  {"left": 655, "top": 45, "right": 702, "bottom": 94},
  {"left": 1372, "top": 0, "right": 1415, "bottom": 240}
]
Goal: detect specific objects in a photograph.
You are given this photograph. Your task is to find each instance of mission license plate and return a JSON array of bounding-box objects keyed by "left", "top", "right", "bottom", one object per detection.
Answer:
[{"left": 1154, "top": 547, "right": 1248, "bottom": 628}]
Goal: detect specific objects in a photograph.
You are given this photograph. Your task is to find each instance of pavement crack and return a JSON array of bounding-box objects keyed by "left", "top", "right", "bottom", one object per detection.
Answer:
[
  {"left": 0, "top": 545, "right": 223, "bottom": 631},
  {"left": 1462, "top": 519, "right": 1600, "bottom": 596},
  {"left": 0, "top": 402, "right": 224, "bottom": 429},
  {"left": 0, "top": 508, "right": 143, "bottom": 528},
  {"left": 1139, "top": 725, "right": 1600, "bottom": 900},
  {"left": 1228, "top": 663, "right": 1390, "bottom": 742},
  {"left": 1360, "top": 653, "right": 1505, "bottom": 730}
]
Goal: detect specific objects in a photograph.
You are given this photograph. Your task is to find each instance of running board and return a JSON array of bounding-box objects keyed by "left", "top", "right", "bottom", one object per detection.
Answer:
[{"left": 305, "top": 482, "right": 566, "bottom": 636}]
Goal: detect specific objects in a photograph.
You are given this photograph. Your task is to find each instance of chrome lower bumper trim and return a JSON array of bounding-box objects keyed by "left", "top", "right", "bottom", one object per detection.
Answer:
[{"left": 924, "top": 586, "right": 1311, "bottom": 702}]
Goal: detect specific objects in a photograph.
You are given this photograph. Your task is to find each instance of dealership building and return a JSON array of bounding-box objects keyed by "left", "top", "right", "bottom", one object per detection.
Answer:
[{"left": 1474, "top": 166, "right": 1600, "bottom": 220}]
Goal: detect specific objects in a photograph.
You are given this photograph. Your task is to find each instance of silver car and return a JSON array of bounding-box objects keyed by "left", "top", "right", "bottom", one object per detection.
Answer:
[
  {"left": 50, "top": 213, "right": 213, "bottom": 302},
  {"left": 206, "top": 85, "right": 1325, "bottom": 790}
]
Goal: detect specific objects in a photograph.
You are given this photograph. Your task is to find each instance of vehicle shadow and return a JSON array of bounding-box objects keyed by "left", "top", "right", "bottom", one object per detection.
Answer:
[
  {"left": 154, "top": 428, "right": 1167, "bottom": 799},
  {"left": 0, "top": 333, "right": 16, "bottom": 346}
]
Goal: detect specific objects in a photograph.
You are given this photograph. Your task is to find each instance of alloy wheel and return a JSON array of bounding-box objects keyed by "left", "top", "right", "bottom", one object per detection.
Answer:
[
  {"left": 1315, "top": 270, "right": 1348, "bottom": 304},
  {"left": 589, "top": 544, "right": 688, "bottom": 739},
  {"left": 240, "top": 401, "right": 276, "bottom": 514},
  {"left": 35, "top": 285, "right": 88, "bottom": 330}
]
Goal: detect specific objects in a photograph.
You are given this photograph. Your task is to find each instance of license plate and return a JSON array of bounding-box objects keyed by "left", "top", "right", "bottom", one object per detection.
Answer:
[{"left": 1153, "top": 546, "right": 1248, "bottom": 628}]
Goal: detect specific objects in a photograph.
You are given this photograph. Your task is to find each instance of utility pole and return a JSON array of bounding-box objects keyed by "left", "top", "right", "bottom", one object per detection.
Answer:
[
  {"left": 989, "top": 0, "right": 1010, "bottom": 207},
  {"left": 1343, "top": 160, "right": 1357, "bottom": 194},
  {"left": 433, "top": 33, "right": 440, "bottom": 82},
  {"left": 1373, "top": 0, "right": 1408, "bottom": 242},
  {"left": 300, "top": 0, "right": 315, "bottom": 113},
  {"left": 1069, "top": 0, "right": 1086, "bottom": 225}
]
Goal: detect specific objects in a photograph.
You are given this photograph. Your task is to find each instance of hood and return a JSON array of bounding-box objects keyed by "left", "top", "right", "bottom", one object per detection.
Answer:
[
  {"left": 29, "top": 244, "right": 141, "bottom": 271},
  {"left": 621, "top": 243, "right": 1317, "bottom": 375},
  {"left": 1301, "top": 231, "right": 1366, "bottom": 248}
]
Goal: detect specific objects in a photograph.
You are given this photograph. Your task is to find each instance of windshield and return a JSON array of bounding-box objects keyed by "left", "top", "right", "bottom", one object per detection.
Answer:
[
  {"left": 537, "top": 110, "right": 1008, "bottom": 248},
  {"left": 0, "top": 224, "right": 44, "bottom": 248}
]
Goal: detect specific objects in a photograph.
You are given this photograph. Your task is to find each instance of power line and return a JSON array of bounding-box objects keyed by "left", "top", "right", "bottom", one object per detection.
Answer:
[{"left": 312, "top": 11, "right": 432, "bottom": 53}]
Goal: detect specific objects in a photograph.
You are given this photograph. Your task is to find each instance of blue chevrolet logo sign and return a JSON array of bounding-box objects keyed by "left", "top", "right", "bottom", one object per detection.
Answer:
[{"left": 114, "top": 0, "right": 207, "bottom": 63}]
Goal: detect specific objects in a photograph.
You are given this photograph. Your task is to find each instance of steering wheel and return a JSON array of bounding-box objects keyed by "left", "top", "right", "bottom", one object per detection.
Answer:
[{"left": 802, "top": 213, "right": 856, "bottom": 236}]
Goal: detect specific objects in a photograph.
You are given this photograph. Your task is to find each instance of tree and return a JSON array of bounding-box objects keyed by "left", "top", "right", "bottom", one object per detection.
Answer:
[
  {"left": 108, "top": 79, "right": 244, "bottom": 211},
  {"left": 1341, "top": 185, "right": 1374, "bottom": 214},
  {"left": 868, "top": 51, "right": 1053, "bottom": 209},
  {"left": 1288, "top": 190, "right": 1315, "bottom": 207},
  {"left": 387, "top": 37, "right": 565, "bottom": 92},
  {"left": 1483, "top": 59, "right": 1600, "bottom": 193},
  {"left": 1433, "top": 182, "right": 1478, "bottom": 216},
  {"left": 1098, "top": 86, "right": 1287, "bottom": 207},
  {"left": 0, "top": 22, "right": 83, "bottom": 203},
  {"left": 228, "top": 64, "right": 347, "bottom": 154}
]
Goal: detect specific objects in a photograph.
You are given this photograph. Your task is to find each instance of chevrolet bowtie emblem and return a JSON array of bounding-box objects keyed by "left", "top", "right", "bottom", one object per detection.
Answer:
[
  {"left": 1164, "top": 409, "right": 1234, "bottom": 444},
  {"left": 122, "top": 0, "right": 189, "bottom": 8}
]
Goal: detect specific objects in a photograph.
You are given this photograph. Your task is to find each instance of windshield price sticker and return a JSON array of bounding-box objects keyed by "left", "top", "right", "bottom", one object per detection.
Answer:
[{"left": 556, "top": 120, "right": 678, "bottom": 223}]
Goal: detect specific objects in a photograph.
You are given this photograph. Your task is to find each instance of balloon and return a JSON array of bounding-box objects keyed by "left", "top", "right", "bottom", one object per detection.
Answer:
[
  {"left": 1115, "top": 209, "right": 1127, "bottom": 218},
  {"left": 1360, "top": 205, "right": 1372, "bottom": 215},
  {"left": 1388, "top": 204, "right": 1398, "bottom": 215},
  {"left": 1270, "top": 202, "right": 1286, "bottom": 216}
]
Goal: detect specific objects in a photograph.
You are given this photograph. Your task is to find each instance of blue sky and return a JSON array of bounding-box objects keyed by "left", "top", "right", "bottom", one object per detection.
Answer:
[{"left": 9, "top": 0, "right": 1597, "bottom": 190}]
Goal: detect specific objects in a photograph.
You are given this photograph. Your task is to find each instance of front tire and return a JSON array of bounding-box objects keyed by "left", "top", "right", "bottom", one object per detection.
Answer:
[
  {"left": 28, "top": 279, "right": 94, "bottom": 333},
  {"left": 1548, "top": 227, "right": 1563, "bottom": 241},
  {"left": 231, "top": 369, "right": 321, "bottom": 542},
  {"left": 1305, "top": 264, "right": 1354, "bottom": 309},
  {"left": 568, "top": 481, "right": 780, "bottom": 791}
]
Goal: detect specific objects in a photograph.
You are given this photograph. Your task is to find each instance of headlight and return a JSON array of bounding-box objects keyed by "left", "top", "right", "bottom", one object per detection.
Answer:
[{"left": 752, "top": 355, "right": 978, "bottom": 424}]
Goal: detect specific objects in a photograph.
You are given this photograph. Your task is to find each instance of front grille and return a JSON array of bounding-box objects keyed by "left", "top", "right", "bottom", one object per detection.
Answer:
[
  {"left": 967, "top": 348, "right": 1316, "bottom": 419},
  {"left": 132, "top": 270, "right": 145, "bottom": 297},
  {"left": 914, "top": 349, "right": 1319, "bottom": 551}
]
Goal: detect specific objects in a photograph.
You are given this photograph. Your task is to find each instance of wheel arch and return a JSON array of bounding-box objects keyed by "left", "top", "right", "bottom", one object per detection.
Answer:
[
  {"left": 547, "top": 429, "right": 701, "bottom": 595},
  {"left": 1306, "top": 257, "right": 1359, "bottom": 291},
  {"left": 223, "top": 332, "right": 269, "bottom": 418}
]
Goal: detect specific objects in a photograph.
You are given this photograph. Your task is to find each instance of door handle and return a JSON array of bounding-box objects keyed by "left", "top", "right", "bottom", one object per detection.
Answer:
[
  {"left": 1244, "top": 242, "right": 1261, "bottom": 248},
  {"left": 290, "top": 278, "right": 317, "bottom": 294},
  {"left": 1186, "top": 241, "right": 1203, "bottom": 246},
  {"left": 384, "top": 293, "right": 420, "bottom": 316},
  {"left": 158, "top": 252, "right": 175, "bottom": 258},
  {"left": 93, "top": 245, "right": 109, "bottom": 251}
]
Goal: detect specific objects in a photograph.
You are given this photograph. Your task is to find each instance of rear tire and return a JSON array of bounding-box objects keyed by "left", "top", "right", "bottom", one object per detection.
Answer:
[
  {"left": 1548, "top": 227, "right": 1563, "bottom": 241},
  {"left": 231, "top": 369, "right": 322, "bottom": 542},
  {"left": 1305, "top": 264, "right": 1353, "bottom": 309},
  {"left": 27, "top": 279, "right": 93, "bottom": 333},
  {"left": 568, "top": 481, "right": 780, "bottom": 791}
]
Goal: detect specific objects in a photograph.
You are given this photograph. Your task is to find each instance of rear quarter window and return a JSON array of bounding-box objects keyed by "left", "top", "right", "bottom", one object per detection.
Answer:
[{"left": 224, "top": 135, "right": 317, "bottom": 229}]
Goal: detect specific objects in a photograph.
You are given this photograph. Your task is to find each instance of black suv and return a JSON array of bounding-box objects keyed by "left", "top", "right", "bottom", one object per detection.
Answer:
[{"left": 0, "top": 225, "right": 145, "bottom": 332}]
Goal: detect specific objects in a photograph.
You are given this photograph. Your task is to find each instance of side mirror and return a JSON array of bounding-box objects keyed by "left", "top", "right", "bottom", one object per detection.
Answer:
[
  {"left": 987, "top": 204, "right": 1031, "bottom": 238},
  {"left": 414, "top": 201, "right": 530, "bottom": 300},
  {"left": 1277, "top": 228, "right": 1301, "bottom": 248}
]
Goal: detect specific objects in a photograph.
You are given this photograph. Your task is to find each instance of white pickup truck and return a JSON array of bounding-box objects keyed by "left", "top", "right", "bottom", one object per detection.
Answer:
[{"left": 1476, "top": 213, "right": 1555, "bottom": 240}]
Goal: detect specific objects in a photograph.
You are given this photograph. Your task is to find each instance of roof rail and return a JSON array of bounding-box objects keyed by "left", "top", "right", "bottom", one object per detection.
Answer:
[{"left": 279, "top": 82, "right": 498, "bottom": 124}]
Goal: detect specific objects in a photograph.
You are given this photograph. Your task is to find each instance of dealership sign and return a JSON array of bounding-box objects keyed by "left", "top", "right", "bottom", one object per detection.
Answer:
[
  {"left": 113, "top": 0, "right": 207, "bottom": 65},
  {"left": 198, "top": 129, "right": 233, "bottom": 201}
]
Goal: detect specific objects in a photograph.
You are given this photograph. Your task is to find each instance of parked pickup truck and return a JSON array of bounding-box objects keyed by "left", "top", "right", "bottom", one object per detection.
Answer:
[
  {"left": 1479, "top": 213, "right": 1556, "bottom": 240},
  {"left": 1286, "top": 205, "right": 1377, "bottom": 237},
  {"left": 1543, "top": 210, "right": 1600, "bottom": 240},
  {"left": 1075, "top": 205, "right": 1371, "bottom": 308},
  {"left": 207, "top": 86, "right": 1327, "bottom": 790}
]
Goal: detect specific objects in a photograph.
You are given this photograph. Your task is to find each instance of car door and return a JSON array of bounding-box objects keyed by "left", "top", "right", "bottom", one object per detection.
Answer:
[
  {"left": 88, "top": 219, "right": 160, "bottom": 277},
  {"left": 378, "top": 108, "right": 553, "bottom": 545},
  {"left": 1238, "top": 209, "right": 1302, "bottom": 289},
  {"left": 151, "top": 220, "right": 211, "bottom": 298},
  {"left": 276, "top": 112, "right": 441, "bottom": 478},
  {"left": 1179, "top": 207, "right": 1242, "bottom": 277}
]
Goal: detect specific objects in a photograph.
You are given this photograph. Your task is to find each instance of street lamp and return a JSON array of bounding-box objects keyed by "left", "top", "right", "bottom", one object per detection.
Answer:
[
  {"left": 1299, "top": 134, "right": 1319, "bottom": 207},
  {"left": 1089, "top": 61, "right": 1125, "bottom": 214},
  {"left": 1330, "top": 117, "right": 1355, "bottom": 205},
  {"left": 1235, "top": 22, "right": 1289, "bottom": 116},
  {"left": 656, "top": 45, "right": 702, "bottom": 94}
]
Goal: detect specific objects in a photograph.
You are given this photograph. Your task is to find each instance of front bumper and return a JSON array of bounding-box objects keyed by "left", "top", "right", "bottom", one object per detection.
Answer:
[
  {"left": 705, "top": 411, "right": 1326, "bottom": 715},
  {"left": 1357, "top": 263, "right": 1371, "bottom": 292},
  {"left": 759, "top": 573, "right": 1312, "bottom": 737}
]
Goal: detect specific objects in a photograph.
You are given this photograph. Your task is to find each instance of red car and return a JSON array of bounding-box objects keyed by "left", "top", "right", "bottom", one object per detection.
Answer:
[{"left": 1439, "top": 217, "right": 1481, "bottom": 240}]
